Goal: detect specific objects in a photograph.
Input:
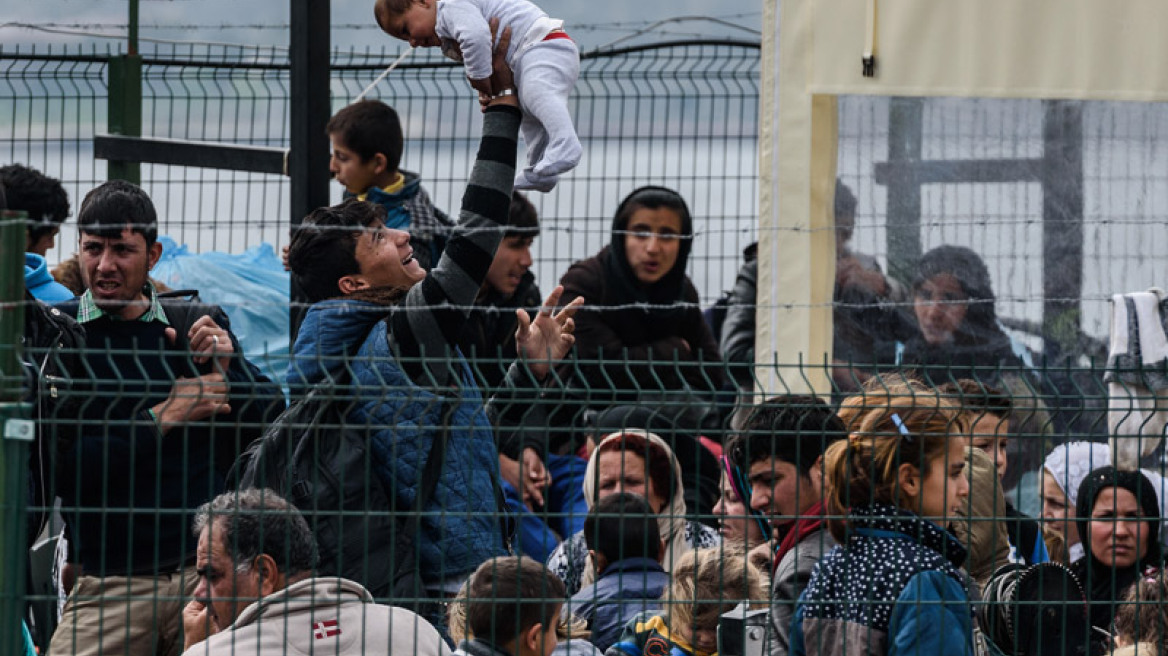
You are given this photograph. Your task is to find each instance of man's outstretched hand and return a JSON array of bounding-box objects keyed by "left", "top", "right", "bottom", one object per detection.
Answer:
[{"left": 515, "top": 285, "right": 583, "bottom": 381}]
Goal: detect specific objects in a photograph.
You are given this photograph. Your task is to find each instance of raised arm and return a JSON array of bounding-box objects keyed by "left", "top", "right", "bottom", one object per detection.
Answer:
[{"left": 391, "top": 30, "right": 521, "bottom": 387}]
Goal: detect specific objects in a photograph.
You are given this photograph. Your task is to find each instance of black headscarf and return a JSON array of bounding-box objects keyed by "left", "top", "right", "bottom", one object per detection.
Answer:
[
  {"left": 912, "top": 245, "right": 1009, "bottom": 348},
  {"left": 901, "top": 245, "right": 1021, "bottom": 380},
  {"left": 600, "top": 186, "right": 694, "bottom": 315},
  {"left": 1072, "top": 466, "right": 1163, "bottom": 652}
]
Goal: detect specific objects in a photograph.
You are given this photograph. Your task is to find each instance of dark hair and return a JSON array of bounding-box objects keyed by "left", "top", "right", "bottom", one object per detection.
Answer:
[
  {"left": 584, "top": 492, "right": 660, "bottom": 566},
  {"left": 192, "top": 488, "right": 319, "bottom": 577},
  {"left": 937, "top": 379, "right": 1012, "bottom": 419},
  {"left": 374, "top": 0, "right": 415, "bottom": 25},
  {"left": 735, "top": 395, "right": 847, "bottom": 476},
  {"left": 287, "top": 198, "right": 385, "bottom": 303},
  {"left": 913, "top": 245, "right": 998, "bottom": 336},
  {"left": 0, "top": 164, "right": 70, "bottom": 244},
  {"left": 76, "top": 180, "right": 157, "bottom": 246},
  {"left": 326, "top": 100, "right": 404, "bottom": 175},
  {"left": 466, "top": 556, "right": 566, "bottom": 645},
  {"left": 834, "top": 178, "right": 857, "bottom": 219},
  {"left": 506, "top": 191, "right": 539, "bottom": 239},
  {"left": 1114, "top": 569, "right": 1168, "bottom": 648}
]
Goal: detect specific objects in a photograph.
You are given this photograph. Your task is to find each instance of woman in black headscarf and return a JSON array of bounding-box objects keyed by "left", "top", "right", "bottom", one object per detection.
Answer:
[
  {"left": 1072, "top": 466, "right": 1163, "bottom": 655},
  {"left": 897, "top": 244, "right": 1025, "bottom": 382},
  {"left": 557, "top": 187, "right": 724, "bottom": 417}
]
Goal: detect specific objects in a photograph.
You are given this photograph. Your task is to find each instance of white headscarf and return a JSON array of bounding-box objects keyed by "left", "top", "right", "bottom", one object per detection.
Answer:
[
  {"left": 580, "top": 429, "right": 691, "bottom": 586},
  {"left": 1042, "top": 441, "right": 1111, "bottom": 508}
]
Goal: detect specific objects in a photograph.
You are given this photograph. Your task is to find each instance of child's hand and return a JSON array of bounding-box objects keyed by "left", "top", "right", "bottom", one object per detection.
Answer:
[{"left": 469, "top": 76, "right": 493, "bottom": 96}]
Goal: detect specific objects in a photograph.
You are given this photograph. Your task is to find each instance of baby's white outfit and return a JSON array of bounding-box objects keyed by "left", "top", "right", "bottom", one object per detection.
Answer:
[{"left": 437, "top": 0, "right": 582, "bottom": 191}]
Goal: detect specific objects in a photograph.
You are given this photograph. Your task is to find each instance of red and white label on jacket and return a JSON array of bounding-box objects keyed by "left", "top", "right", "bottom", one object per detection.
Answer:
[{"left": 313, "top": 619, "right": 341, "bottom": 640}]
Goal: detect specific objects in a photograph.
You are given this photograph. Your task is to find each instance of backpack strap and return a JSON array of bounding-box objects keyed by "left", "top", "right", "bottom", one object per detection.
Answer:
[{"left": 405, "top": 399, "right": 455, "bottom": 529}]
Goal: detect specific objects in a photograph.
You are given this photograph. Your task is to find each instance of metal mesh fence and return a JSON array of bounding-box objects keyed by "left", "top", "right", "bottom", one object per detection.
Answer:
[
  {"left": 0, "top": 41, "right": 760, "bottom": 298},
  {"left": 3, "top": 38, "right": 1168, "bottom": 656}
]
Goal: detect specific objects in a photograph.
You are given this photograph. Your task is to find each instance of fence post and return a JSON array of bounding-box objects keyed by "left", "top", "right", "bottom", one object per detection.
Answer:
[
  {"left": 0, "top": 209, "right": 32, "bottom": 656},
  {"left": 289, "top": 0, "right": 331, "bottom": 339},
  {"left": 1041, "top": 100, "right": 1084, "bottom": 361},
  {"left": 884, "top": 97, "right": 924, "bottom": 284},
  {"left": 107, "top": 55, "right": 143, "bottom": 184},
  {"left": 108, "top": 0, "right": 142, "bottom": 183}
]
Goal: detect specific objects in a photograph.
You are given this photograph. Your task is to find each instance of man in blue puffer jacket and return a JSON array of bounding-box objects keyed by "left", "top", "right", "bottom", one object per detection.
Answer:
[{"left": 286, "top": 40, "right": 581, "bottom": 605}]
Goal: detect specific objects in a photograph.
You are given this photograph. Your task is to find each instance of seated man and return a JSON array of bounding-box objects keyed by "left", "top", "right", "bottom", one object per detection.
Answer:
[
  {"left": 733, "top": 395, "right": 846, "bottom": 656},
  {"left": 286, "top": 36, "right": 580, "bottom": 618},
  {"left": 569, "top": 493, "right": 668, "bottom": 651},
  {"left": 181, "top": 488, "right": 450, "bottom": 656},
  {"left": 49, "top": 180, "right": 283, "bottom": 656}
]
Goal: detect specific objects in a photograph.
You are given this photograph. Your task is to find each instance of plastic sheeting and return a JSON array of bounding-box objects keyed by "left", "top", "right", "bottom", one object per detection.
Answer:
[{"left": 150, "top": 237, "right": 290, "bottom": 386}]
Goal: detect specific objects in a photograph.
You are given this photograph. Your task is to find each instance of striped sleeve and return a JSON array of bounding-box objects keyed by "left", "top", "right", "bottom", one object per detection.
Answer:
[{"left": 391, "top": 104, "right": 521, "bottom": 386}]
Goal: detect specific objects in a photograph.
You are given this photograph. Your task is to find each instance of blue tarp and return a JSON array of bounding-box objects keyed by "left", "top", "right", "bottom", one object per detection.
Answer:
[{"left": 151, "top": 237, "right": 290, "bottom": 387}]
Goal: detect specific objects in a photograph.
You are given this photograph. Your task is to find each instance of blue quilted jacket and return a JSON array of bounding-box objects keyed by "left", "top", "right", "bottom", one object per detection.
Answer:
[{"left": 288, "top": 298, "right": 508, "bottom": 583}]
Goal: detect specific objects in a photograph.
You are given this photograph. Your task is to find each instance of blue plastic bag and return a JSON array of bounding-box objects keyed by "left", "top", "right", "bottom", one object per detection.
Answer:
[{"left": 151, "top": 237, "right": 290, "bottom": 387}]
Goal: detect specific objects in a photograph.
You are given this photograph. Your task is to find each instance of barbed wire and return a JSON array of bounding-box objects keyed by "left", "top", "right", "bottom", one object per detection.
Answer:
[
  {"left": 0, "top": 21, "right": 288, "bottom": 50},
  {"left": 0, "top": 14, "right": 763, "bottom": 51},
  {"left": 28, "top": 297, "right": 1107, "bottom": 315},
  {"left": 134, "top": 219, "right": 1168, "bottom": 234}
]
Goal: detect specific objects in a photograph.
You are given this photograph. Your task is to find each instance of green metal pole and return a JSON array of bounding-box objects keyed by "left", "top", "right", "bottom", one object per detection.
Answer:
[
  {"left": 109, "top": 0, "right": 142, "bottom": 183},
  {"left": 128, "top": 0, "right": 139, "bottom": 55},
  {"left": 0, "top": 210, "right": 32, "bottom": 656}
]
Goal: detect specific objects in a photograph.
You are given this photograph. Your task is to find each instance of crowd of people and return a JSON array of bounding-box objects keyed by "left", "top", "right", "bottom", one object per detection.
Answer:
[{"left": 4, "top": 20, "right": 1163, "bottom": 656}]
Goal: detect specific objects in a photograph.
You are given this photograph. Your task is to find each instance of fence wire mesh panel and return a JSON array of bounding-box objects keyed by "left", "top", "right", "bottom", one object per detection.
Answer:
[
  {"left": 3, "top": 36, "right": 1168, "bottom": 656},
  {"left": 1, "top": 42, "right": 760, "bottom": 301}
]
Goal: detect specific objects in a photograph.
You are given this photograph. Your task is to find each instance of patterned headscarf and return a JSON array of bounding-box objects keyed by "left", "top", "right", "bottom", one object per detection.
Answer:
[{"left": 719, "top": 455, "right": 772, "bottom": 541}]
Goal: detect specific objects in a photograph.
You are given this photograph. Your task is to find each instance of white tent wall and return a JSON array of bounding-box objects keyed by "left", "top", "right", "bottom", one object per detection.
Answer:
[
  {"left": 759, "top": 0, "right": 1168, "bottom": 396},
  {"left": 758, "top": 0, "right": 838, "bottom": 396}
]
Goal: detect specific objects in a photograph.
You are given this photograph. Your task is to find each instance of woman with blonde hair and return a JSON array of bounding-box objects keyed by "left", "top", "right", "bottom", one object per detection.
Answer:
[
  {"left": 605, "top": 547, "right": 765, "bottom": 656},
  {"left": 790, "top": 386, "right": 974, "bottom": 655}
]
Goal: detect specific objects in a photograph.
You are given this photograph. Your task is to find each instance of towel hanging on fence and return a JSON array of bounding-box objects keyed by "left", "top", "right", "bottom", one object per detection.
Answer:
[{"left": 1106, "top": 288, "right": 1168, "bottom": 469}]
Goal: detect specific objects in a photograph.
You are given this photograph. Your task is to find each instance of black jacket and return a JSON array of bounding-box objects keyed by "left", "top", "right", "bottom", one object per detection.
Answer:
[
  {"left": 21, "top": 293, "right": 87, "bottom": 543},
  {"left": 56, "top": 297, "right": 284, "bottom": 575},
  {"left": 458, "top": 272, "right": 549, "bottom": 459},
  {"left": 460, "top": 271, "right": 542, "bottom": 392}
]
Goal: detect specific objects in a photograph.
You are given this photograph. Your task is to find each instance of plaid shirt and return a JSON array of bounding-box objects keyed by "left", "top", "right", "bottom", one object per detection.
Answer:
[{"left": 76, "top": 282, "right": 170, "bottom": 325}]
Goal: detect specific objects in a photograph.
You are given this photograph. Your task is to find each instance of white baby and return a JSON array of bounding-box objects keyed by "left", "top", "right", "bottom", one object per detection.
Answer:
[{"left": 376, "top": 0, "right": 583, "bottom": 192}]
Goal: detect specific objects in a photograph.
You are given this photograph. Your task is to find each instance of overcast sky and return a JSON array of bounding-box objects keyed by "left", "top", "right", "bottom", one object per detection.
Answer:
[{"left": 3, "top": 1, "right": 763, "bottom": 52}]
